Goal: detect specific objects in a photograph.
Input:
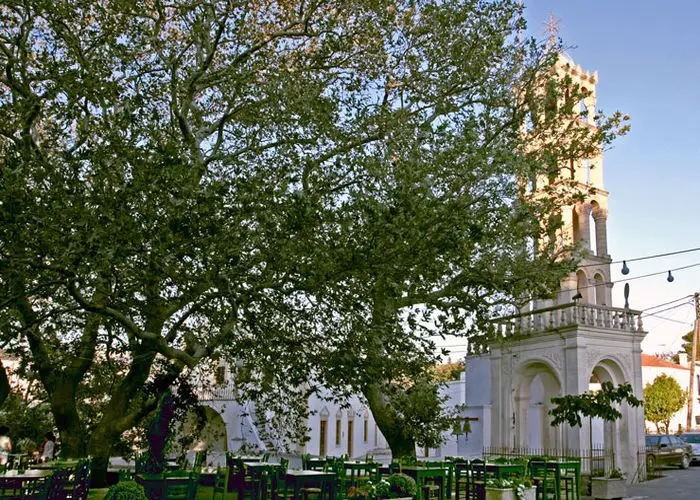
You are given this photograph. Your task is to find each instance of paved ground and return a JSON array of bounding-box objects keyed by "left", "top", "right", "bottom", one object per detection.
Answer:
[{"left": 623, "top": 466, "right": 700, "bottom": 499}]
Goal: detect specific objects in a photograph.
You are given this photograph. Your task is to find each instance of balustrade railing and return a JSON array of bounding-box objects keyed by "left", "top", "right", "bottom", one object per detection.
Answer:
[
  {"left": 491, "top": 302, "right": 643, "bottom": 339},
  {"left": 196, "top": 384, "right": 236, "bottom": 401}
]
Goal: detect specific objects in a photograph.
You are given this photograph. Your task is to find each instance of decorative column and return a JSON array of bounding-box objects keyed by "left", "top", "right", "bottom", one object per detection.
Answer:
[
  {"left": 575, "top": 203, "right": 592, "bottom": 252},
  {"left": 592, "top": 208, "right": 609, "bottom": 258}
]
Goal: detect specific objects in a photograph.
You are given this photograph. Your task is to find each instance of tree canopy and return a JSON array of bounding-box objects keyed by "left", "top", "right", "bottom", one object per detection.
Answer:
[
  {"left": 549, "top": 382, "right": 643, "bottom": 428},
  {"left": 0, "top": 0, "right": 628, "bottom": 462},
  {"left": 644, "top": 374, "right": 686, "bottom": 434}
]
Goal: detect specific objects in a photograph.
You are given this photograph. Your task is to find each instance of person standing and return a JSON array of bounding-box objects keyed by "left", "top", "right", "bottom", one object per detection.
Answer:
[
  {"left": 0, "top": 426, "right": 12, "bottom": 465},
  {"left": 38, "top": 432, "right": 56, "bottom": 462}
]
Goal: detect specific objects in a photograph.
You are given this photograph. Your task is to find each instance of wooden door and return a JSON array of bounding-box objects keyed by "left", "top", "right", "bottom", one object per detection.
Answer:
[{"left": 320, "top": 420, "right": 327, "bottom": 456}]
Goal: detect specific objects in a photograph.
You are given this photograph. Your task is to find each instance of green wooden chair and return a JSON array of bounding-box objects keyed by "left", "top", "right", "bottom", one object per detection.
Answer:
[
  {"left": 21, "top": 476, "right": 51, "bottom": 500},
  {"left": 193, "top": 451, "right": 206, "bottom": 472},
  {"left": 212, "top": 467, "right": 228, "bottom": 500},
  {"left": 47, "top": 469, "right": 70, "bottom": 500}
]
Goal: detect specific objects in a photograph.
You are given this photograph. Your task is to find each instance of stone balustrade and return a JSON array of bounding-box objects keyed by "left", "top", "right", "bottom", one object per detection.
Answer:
[
  {"left": 491, "top": 303, "right": 643, "bottom": 339},
  {"left": 196, "top": 384, "right": 236, "bottom": 401}
]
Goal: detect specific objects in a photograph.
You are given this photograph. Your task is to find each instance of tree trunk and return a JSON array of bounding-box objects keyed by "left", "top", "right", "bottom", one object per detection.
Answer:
[
  {"left": 0, "top": 360, "right": 10, "bottom": 408},
  {"left": 49, "top": 377, "right": 88, "bottom": 457},
  {"left": 364, "top": 383, "right": 416, "bottom": 459}
]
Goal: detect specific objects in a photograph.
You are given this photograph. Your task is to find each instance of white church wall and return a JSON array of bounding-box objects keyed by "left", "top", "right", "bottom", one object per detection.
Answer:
[{"left": 304, "top": 390, "right": 389, "bottom": 459}]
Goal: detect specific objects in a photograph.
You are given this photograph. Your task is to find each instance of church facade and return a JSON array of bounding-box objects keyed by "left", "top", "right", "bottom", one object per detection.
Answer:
[{"left": 441, "top": 55, "right": 647, "bottom": 480}]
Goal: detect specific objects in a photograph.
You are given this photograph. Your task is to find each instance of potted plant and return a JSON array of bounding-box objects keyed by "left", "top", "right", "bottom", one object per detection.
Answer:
[
  {"left": 485, "top": 477, "right": 535, "bottom": 500},
  {"left": 386, "top": 473, "right": 417, "bottom": 499},
  {"left": 590, "top": 468, "right": 626, "bottom": 500}
]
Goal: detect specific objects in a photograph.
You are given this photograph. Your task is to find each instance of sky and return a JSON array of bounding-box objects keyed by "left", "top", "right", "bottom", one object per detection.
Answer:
[{"left": 443, "top": 1, "right": 700, "bottom": 358}]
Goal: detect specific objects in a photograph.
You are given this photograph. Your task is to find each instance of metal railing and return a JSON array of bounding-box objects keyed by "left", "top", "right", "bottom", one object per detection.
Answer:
[{"left": 483, "top": 445, "right": 614, "bottom": 475}]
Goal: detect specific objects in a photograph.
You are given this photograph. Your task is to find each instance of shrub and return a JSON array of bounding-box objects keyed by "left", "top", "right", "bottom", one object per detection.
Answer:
[
  {"left": 388, "top": 473, "right": 417, "bottom": 498},
  {"left": 104, "top": 480, "right": 148, "bottom": 500}
]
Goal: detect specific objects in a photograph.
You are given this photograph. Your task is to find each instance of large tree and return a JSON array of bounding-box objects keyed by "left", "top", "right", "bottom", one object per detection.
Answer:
[
  {"left": 644, "top": 374, "right": 686, "bottom": 434},
  {"left": 0, "top": 0, "right": 628, "bottom": 466}
]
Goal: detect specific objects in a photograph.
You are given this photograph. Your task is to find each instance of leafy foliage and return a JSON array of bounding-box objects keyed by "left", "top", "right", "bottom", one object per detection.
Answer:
[
  {"left": 0, "top": 0, "right": 627, "bottom": 460},
  {"left": 0, "top": 391, "right": 54, "bottom": 453},
  {"left": 104, "top": 481, "right": 148, "bottom": 500},
  {"left": 387, "top": 473, "right": 417, "bottom": 498},
  {"left": 644, "top": 374, "right": 687, "bottom": 434},
  {"left": 434, "top": 362, "right": 465, "bottom": 383},
  {"left": 549, "top": 382, "right": 643, "bottom": 428}
]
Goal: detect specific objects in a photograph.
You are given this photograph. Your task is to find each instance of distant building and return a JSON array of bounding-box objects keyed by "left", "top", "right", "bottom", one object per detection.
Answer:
[{"left": 641, "top": 353, "right": 700, "bottom": 433}]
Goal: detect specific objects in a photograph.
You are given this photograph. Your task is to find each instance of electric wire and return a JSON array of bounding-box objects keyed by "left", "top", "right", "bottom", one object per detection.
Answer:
[
  {"left": 579, "top": 245, "right": 700, "bottom": 268},
  {"left": 641, "top": 301, "right": 693, "bottom": 318},
  {"left": 642, "top": 295, "right": 694, "bottom": 312}
]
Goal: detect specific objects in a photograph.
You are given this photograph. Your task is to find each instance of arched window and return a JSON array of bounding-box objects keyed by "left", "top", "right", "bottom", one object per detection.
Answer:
[
  {"left": 594, "top": 273, "right": 606, "bottom": 306},
  {"left": 576, "top": 270, "right": 588, "bottom": 303}
]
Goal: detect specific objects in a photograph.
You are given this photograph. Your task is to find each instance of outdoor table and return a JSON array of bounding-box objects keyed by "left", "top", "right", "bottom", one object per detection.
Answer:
[
  {"left": 307, "top": 458, "right": 327, "bottom": 471},
  {"left": 284, "top": 469, "right": 336, "bottom": 500},
  {"left": 245, "top": 461, "right": 283, "bottom": 499},
  {"left": 546, "top": 460, "right": 580, "bottom": 500},
  {"left": 343, "top": 461, "right": 379, "bottom": 486},
  {"left": 400, "top": 466, "right": 447, "bottom": 500},
  {"left": 0, "top": 470, "right": 52, "bottom": 499},
  {"left": 483, "top": 463, "right": 526, "bottom": 480}
]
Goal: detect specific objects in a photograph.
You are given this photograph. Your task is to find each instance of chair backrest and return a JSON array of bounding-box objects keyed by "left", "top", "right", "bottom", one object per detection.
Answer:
[
  {"left": 22, "top": 476, "right": 50, "bottom": 500},
  {"left": 163, "top": 475, "right": 192, "bottom": 500},
  {"left": 47, "top": 469, "right": 70, "bottom": 500},
  {"left": 193, "top": 451, "right": 206, "bottom": 471},
  {"left": 214, "top": 467, "right": 227, "bottom": 491}
]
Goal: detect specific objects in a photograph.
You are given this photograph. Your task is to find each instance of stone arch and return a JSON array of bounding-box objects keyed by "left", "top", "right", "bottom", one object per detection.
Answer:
[
  {"left": 513, "top": 359, "right": 563, "bottom": 449},
  {"left": 172, "top": 405, "right": 228, "bottom": 466},
  {"left": 588, "top": 357, "right": 629, "bottom": 464},
  {"left": 593, "top": 272, "right": 606, "bottom": 306},
  {"left": 576, "top": 269, "right": 589, "bottom": 303}
]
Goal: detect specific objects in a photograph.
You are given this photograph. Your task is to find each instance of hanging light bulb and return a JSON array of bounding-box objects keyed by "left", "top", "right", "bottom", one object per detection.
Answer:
[
  {"left": 621, "top": 261, "right": 630, "bottom": 275},
  {"left": 667, "top": 270, "right": 674, "bottom": 282}
]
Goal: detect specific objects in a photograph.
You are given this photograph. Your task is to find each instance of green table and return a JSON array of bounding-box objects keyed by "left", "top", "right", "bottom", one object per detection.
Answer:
[
  {"left": 343, "top": 462, "right": 379, "bottom": 486},
  {"left": 483, "top": 463, "right": 526, "bottom": 479},
  {"left": 400, "top": 466, "right": 447, "bottom": 500},
  {"left": 547, "top": 460, "right": 580, "bottom": 500},
  {"left": 284, "top": 470, "right": 336, "bottom": 500}
]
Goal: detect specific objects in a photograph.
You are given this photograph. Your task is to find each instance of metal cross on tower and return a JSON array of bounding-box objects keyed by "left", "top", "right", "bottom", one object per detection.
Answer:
[{"left": 543, "top": 12, "right": 561, "bottom": 47}]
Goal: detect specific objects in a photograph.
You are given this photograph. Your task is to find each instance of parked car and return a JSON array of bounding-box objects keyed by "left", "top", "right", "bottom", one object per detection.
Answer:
[
  {"left": 645, "top": 434, "right": 692, "bottom": 470},
  {"left": 680, "top": 432, "right": 700, "bottom": 463}
]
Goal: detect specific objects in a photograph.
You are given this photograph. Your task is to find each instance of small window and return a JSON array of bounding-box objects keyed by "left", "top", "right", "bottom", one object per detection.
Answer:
[
  {"left": 319, "top": 420, "right": 328, "bottom": 456},
  {"left": 363, "top": 419, "right": 368, "bottom": 443},
  {"left": 335, "top": 419, "right": 341, "bottom": 446}
]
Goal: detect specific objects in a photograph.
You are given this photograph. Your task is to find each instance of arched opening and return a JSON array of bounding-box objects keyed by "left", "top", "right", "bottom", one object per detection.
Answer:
[
  {"left": 173, "top": 405, "right": 228, "bottom": 467},
  {"left": 594, "top": 273, "right": 606, "bottom": 306},
  {"left": 588, "top": 359, "right": 627, "bottom": 474},
  {"left": 589, "top": 201, "right": 600, "bottom": 255},
  {"left": 572, "top": 207, "right": 580, "bottom": 244},
  {"left": 515, "top": 362, "right": 562, "bottom": 450},
  {"left": 576, "top": 270, "right": 588, "bottom": 303}
]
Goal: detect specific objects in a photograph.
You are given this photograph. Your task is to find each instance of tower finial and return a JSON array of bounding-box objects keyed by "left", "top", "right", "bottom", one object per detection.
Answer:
[{"left": 543, "top": 12, "right": 561, "bottom": 47}]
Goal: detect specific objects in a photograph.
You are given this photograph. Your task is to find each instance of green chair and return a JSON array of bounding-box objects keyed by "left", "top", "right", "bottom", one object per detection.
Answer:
[
  {"left": 193, "top": 451, "right": 206, "bottom": 472},
  {"left": 163, "top": 475, "right": 192, "bottom": 500},
  {"left": 21, "top": 476, "right": 50, "bottom": 500},
  {"left": 212, "top": 467, "right": 228, "bottom": 500},
  {"left": 528, "top": 460, "right": 556, "bottom": 500},
  {"left": 47, "top": 469, "right": 70, "bottom": 499}
]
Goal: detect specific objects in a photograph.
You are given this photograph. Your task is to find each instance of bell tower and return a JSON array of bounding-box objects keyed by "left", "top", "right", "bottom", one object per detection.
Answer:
[{"left": 551, "top": 55, "right": 613, "bottom": 307}]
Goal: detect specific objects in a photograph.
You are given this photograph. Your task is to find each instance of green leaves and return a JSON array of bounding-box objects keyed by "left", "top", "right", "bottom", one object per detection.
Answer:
[
  {"left": 549, "top": 382, "right": 643, "bottom": 428},
  {"left": 643, "top": 374, "right": 687, "bottom": 433}
]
